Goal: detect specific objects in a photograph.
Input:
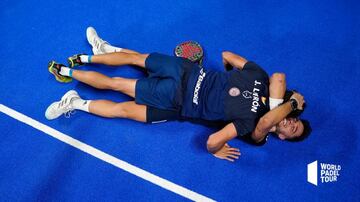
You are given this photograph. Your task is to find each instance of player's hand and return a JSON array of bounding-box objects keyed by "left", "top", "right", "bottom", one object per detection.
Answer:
[
  {"left": 290, "top": 92, "right": 305, "bottom": 110},
  {"left": 213, "top": 143, "right": 241, "bottom": 162}
]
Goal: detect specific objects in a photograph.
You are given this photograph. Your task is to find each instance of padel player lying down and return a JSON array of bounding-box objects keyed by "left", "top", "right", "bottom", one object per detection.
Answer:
[{"left": 45, "top": 27, "right": 311, "bottom": 162}]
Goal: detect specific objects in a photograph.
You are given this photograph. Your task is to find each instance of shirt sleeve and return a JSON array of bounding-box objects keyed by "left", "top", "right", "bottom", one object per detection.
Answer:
[
  {"left": 243, "top": 61, "right": 262, "bottom": 71},
  {"left": 232, "top": 119, "right": 254, "bottom": 137},
  {"left": 243, "top": 62, "right": 269, "bottom": 80},
  {"left": 233, "top": 119, "right": 268, "bottom": 145},
  {"left": 239, "top": 133, "right": 268, "bottom": 146}
]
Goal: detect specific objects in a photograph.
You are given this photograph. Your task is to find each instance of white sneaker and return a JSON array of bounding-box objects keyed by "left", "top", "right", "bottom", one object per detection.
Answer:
[
  {"left": 45, "top": 90, "right": 80, "bottom": 120},
  {"left": 86, "top": 27, "right": 109, "bottom": 55}
]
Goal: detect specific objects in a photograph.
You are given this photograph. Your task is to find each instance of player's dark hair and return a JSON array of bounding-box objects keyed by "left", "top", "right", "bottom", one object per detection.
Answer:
[
  {"left": 283, "top": 90, "right": 306, "bottom": 118},
  {"left": 287, "top": 119, "right": 312, "bottom": 142}
]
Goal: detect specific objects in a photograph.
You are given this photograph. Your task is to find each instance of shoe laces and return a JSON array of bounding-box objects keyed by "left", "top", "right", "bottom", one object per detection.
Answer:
[
  {"left": 93, "top": 37, "right": 105, "bottom": 52},
  {"left": 65, "top": 110, "right": 76, "bottom": 118},
  {"left": 57, "top": 97, "right": 75, "bottom": 118},
  {"left": 93, "top": 36, "right": 110, "bottom": 53}
]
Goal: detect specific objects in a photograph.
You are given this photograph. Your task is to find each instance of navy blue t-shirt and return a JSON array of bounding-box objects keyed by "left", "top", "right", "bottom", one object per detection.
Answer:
[{"left": 181, "top": 62, "right": 269, "bottom": 136}]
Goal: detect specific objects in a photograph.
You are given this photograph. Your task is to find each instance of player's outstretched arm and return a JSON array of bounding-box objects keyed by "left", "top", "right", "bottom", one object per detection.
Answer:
[
  {"left": 222, "top": 51, "right": 248, "bottom": 71},
  {"left": 207, "top": 123, "right": 241, "bottom": 162}
]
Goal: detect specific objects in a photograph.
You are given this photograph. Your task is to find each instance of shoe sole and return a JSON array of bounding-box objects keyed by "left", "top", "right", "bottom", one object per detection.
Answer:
[
  {"left": 48, "top": 61, "right": 72, "bottom": 83},
  {"left": 45, "top": 101, "right": 60, "bottom": 120},
  {"left": 86, "top": 27, "right": 97, "bottom": 45}
]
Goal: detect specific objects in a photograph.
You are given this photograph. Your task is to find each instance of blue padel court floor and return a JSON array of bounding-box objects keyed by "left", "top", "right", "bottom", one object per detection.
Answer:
[{"left": 1, "top": 0, "right": 359, "bottom": 201}]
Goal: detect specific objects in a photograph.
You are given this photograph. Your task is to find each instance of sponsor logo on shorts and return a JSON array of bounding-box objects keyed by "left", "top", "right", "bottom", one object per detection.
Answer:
[
  {"left": 307, "top": 160, "right": 341, "bottom": 186},
  {"left": 229, "top": 87, "right": 240, "bottom": 97}
]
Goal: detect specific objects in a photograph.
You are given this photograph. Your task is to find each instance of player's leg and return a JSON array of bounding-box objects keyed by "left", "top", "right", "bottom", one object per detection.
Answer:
[
  {"left": 72, "top": 69, "right": 137, "bottom": 98},
  {"left": 88, "top": 100, "right": 146, "bottom": 122},
  {"left": 87, "top": 26, "right": 141, "bottom": 55},
  {"left": 91, "top": 52, "right": 149, "bottom": 68},
  {"left": 68, "top": 52, "right": 149, "bottom": 69},
  {"left": 66, "top": 27, "right": 148, "bottom": 68},
  {"left": 45, "top": 90, "right": 146, "bottom": 122},
  {"left": 48, "top": 61, "right": 136, "bottom": 97}
]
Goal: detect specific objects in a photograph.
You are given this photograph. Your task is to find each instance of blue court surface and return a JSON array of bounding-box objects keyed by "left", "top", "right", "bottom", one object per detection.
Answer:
[{"left": 1, "top": 0, "right": 359, "bottom": 201}]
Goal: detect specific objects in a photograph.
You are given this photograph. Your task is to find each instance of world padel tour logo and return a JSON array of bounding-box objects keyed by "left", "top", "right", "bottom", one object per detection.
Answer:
[{"left": 307, "top": 161, "right": 341, "bottom": 186}]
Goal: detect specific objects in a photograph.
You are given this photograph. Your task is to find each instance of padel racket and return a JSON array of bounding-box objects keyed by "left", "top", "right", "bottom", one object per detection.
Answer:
[{"left": 174, "top": 41, "right": 204, "bottom": 65}]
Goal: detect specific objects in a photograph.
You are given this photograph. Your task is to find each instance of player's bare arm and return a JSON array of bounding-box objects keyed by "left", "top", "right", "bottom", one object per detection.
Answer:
[
  {"left": 207, "top": 123, "right": 240, "bottom": 162},
  {"left": 222, "top": 51, "right": 248, "bottom": 71},
  {"left": 252, "top": 92, "right": 305, "bottom": 143}
]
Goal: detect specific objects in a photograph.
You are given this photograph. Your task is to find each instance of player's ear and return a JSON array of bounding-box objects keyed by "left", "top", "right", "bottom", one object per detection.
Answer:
[{"left": 278, "top": 133, "right": 286, "bottom": 140}]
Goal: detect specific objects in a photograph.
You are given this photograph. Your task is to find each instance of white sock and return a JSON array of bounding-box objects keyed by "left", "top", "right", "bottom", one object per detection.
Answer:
[
  {"left": 72, "top": 98, "right": 91, "bottom": 112},
  {"left": 103, "top": 44, "right": 123, "bottom": 53},
  {"left": 59, "top": 67, "right": 73, "bottom": 77},
  {"left": 80, "top": 55, "right": 91, "bottom": 63}
]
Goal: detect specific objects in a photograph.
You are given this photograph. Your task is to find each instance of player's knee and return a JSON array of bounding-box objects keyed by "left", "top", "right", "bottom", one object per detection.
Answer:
[
  {"left": 130, "top": 53, "right": 147, "bottom": 66},
  {"left": 109, "top": 77, "right": 124, "bottom": 91},
  {"left": 112, "top": 103, "right": 129, "bottom": 118},
  {"left": 270, "top": 73, "right": 286, "bottom": 83}
]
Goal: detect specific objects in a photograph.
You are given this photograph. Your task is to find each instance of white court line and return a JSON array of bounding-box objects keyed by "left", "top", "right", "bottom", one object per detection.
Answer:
[{"left": 0, "top": 104, "right": 215, "bottom": 202}]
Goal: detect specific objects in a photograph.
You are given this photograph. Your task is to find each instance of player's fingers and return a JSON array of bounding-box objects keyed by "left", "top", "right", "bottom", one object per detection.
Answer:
[
  {"left": 228, "top": 151, "right": 241, "bottom": 155},
  {"left": 227, "top": 147, "right": 240, "bottom": 152},
  {"left": 214, "top": 154, "right": 224, "bottom": 159},
  {"left": 227, "top": 154, "right": 240, "bottom": 159},
  {"left": 224, "top": 157, "right": 235, "bottom": 162}
]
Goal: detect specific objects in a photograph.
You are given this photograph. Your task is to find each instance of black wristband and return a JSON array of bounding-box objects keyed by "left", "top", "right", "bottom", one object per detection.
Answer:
[{"left": 290, "top": 98, "right": 298, "bottom": 111}]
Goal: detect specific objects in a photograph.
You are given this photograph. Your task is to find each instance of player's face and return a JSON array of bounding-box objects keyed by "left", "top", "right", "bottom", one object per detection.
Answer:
[{"left": 277, "top": 117, "right": 304, "bottom": 140}]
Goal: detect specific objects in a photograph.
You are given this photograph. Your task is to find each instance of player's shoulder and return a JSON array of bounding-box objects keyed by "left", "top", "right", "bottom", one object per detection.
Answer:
[
  {"left": 243, "top": 61, "right": 269, "bottom": 80},
  {"left": 243, "top": 61, "right": 265, "bottom": 72}
]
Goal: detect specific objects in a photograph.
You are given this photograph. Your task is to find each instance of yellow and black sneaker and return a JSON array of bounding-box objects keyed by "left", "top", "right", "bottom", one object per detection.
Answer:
[
  {"left": 67, "top": 54, "right": 86, "bottom": 68},
  {"left": 48, "top": 61, "right": 72, "bottom": 83}
]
